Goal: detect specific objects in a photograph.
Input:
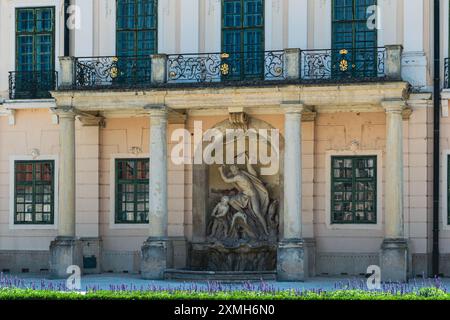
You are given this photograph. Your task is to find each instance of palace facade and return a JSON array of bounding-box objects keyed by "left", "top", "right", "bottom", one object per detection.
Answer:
[{"left": 0, "top": 0, "right": 446, "bottom": 281}]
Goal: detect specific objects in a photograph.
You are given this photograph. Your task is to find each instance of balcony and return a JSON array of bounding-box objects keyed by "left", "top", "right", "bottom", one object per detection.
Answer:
[
  {"left": 300, "top": 47, "right": 386, "bottom": 83},
  {"left": 8, "top": 71, "right": 58, "bottom": 100},
  {"left": 166, "top": 50, "right": 285, "bottom": 83},
  {"left": 57, "top": 45, "right": 402, "bottom": 91},
  {"left": 74, "top": 55, "right": 152, "bottom": 89}
]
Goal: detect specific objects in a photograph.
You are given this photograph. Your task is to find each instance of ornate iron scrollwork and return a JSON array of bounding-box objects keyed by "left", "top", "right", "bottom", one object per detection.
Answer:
[
  {"left": 300, "top": 47, "right": 386, "bottom": 82},
  {"left": 167, "top": 50, "right": 286, "bottom": 83},
  {"left": 8, "top": 71, "right": 57, "bottom": 100},
  {"left": 74, "top": 56, "right": 152, "bottom": 89}
]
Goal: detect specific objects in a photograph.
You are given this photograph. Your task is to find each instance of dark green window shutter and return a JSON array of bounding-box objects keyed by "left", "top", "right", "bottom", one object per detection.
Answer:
[
  {"left": 15, "top": 7, "right": 55, "bottom": 99},
  {"left": 116, "top": 0, "right": 157, "bottom": 84},
  {"left": 222, "top": 0, "right": 264, "bottom": 80},
  {"left": 332, "top": 0, "right": 377, "bottom": 78}
]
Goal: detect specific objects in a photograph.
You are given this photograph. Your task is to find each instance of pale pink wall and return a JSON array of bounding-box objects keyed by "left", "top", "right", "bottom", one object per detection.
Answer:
[
  {"left": 0, "top": 109, "right": 433, "bottom": 258},
  {"left": 98, "top": 117, "right": 186, "bottom": 252},
  {"left": 0, "top": 109, "right": 59, "bottom": 250}
]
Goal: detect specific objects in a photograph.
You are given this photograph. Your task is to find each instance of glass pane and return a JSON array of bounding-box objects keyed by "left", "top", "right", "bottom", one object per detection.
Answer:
[
  {"left": 243, "top": 0, "right": 263, "bottom": 27},
  {"left": 17, "top": 9, "right": 34, "bottom": 32},
  {"left": 36, "top": 8, "right": 53, "bottom": 32}
]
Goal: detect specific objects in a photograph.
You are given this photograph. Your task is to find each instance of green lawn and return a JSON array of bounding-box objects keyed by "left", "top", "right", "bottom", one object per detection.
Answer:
[{"left": 0, "top": 287, "right": 448, "bottom": 300}]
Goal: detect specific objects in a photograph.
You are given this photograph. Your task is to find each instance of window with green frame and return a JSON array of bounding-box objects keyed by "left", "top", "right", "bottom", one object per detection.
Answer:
[
  {"left": 14, "top": 160, "right": 54, "bottom": 225},
  {"left": 116, "top": 0, "right": 157, "bottom": 84},
  {"left": 332, "top": 0, "right": 377, "bottom": 77},
  {"left": 331, "top": 156, "right": 377, "bottom": 224},
  {"left": 15, "top": 7, "right": 55, "bottom": 98},
  {"left": 222, "top": 0, "right": 264, "bottom": 80},
  {"left": 115, "top": 159, "right": 149, "bottom": 224}
]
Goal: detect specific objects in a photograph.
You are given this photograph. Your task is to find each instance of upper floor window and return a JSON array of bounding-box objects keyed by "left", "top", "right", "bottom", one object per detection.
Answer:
[
  {"left": 115, "top": 0, "right": 156, "bottom": 84},
  {"left": 13, "top": 7, "right": 56, "bottom": 99},
  {"left": 331, "top": 156, "right": 377, "bottom": 224},
  {"left": 115, "top": 159, "right": 149, "bottom": 224},
  {"left": 14, "top": 160, "right": 55, "bottom": 225},
  {"left": 332, "top": 0, "right": 377, "bottom": 77},
  {"left": 222, "top": 0, "right": 264, "bottom": 80},
  {"left": 116, "top": 0, "right": 157, "bottom": 56}
]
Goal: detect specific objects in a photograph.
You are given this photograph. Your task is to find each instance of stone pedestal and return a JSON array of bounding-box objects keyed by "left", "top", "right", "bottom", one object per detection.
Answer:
[
  {"left": 141, "top": 238, "right": 168, "bottom": 279},
  {"left": 49, "top": 237, "right": 82, "bottom": 279},
  {"left": 380, "top": 239, "right": 408, "bottom": 282},
  {"left": 80, "top": 237, "right": 102, "bottom": 274},
  {"left": 277, "top": 239, "right": 309, "bottom": 281}
]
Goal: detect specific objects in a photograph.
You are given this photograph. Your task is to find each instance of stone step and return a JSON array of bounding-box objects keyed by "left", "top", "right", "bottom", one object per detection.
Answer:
[{"left": 164, "top": 269, "right": 277, "bottom": 282}]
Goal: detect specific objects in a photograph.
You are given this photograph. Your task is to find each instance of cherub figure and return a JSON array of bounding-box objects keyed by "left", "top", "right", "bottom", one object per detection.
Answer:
[{"left": 209, "top": 196, "right": 230, "bottom": 240}]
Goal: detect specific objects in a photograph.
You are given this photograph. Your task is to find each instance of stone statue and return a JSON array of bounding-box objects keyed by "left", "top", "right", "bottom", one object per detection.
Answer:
[
  {"left": 229, "top": 211, "right": 256, "bottom": 239},
  {"left": 218, "top": 159, "right": 270, "bottom": 236},
  {"left": 208, "top": 196, "right": 230, "bottom": 240}
]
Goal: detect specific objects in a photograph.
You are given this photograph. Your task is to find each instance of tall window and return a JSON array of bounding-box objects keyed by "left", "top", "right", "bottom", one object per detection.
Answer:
[
  {"left": 115, "top": 159, "right": 149, "bottom": 224},
  {"left": 15, "top": 7, "right": 55, "bottom": 98},
  {"left": 14, "top": 160, "right": 55, "bottom": 225},
  {"left": 116, "top": 0, "right": 157, "bottom": 83},
  {"left": 331, "top": 156, "right": 377, "bottom": 224},
  {"left": 222, "top": 0, "right": 264, "bottom": 80},
  {"left": 332, "top": 0, "right": 377, "bottom": 77}
]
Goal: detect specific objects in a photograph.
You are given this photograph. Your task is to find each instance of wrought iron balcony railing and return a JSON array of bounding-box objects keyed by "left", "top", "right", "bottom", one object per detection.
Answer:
[
  {"left": 300, "top": 47, "right": 386, "bottom": 82},
  {"left": 59, "top": 46, "right": 401, "bottom": 90},
  {"left": 445, "top": 58, "right": 449, "bottom": 89},
  {"left": 74, "top": 55, "right": 152, "bottom": 89},
  {"left": 167, "top": 50, "right": 285, "bottom": 83},
  {"left": 8, "top": 71, "right": 58, "bottom": 100}
]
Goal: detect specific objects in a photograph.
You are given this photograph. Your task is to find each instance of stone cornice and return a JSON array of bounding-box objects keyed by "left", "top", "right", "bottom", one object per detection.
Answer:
[{"left": 51, "top": 82, "right": 409, "bottom": 115}]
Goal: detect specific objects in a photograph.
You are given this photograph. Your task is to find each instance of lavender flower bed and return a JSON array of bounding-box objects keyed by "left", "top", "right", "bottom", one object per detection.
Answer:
[{"left": 0, "top": 273, "right": 448, "bottom": 300}]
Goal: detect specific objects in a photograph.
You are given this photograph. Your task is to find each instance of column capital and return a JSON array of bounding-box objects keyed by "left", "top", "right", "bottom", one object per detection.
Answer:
[
  {"left": 281, "top": 101, "right": 305, "bottom": 114},
  {"left": 51, "top": 107, "right": 77, "bottom": 119},
  {"left": 144, "top": 105, "right": 168, "bottom": 118},
  {"left": 382, "top": 99, "right": 406, "bottom": 114}
]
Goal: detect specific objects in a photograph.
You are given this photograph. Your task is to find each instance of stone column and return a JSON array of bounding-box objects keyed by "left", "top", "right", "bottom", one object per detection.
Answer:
[
  {"left": 380, "top": 100, "right": 408, "bottom": 282},
  {"left": 277, "top": 102, "right": 309, "bottom": 281},
  {"left": 141, "top": 105, "right": 169, "bottom": 279},
  {"left": 49, "top": 107, "right": 82, "bottom": 278}
]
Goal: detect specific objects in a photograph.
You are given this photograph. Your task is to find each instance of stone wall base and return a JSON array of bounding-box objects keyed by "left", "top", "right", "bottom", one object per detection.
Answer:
[
  {"left": 80, "top": 237, "right": 102, "bottom": 274},
  {"left": 380, "top": 239, "right": 408, "bottom": 282},
  {"left": 49, "top": 237, "right": 83, "bottom": 279},
  {"left": 140, "top": 238, "right": 168, "bottom": 279},
  {"left": 0, "top": 250, "right": 50, "bottom": 273},
  {"left": 316, "top": 252, "right": 379, "bottom": 276}
]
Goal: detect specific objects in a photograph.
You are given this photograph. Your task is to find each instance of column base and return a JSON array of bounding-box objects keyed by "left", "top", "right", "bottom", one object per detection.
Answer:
[
  {"left": 140, "top": 238, "right": 168, "bottom": 279},
  {"left": 276, "top": 239, "right": 310, "bottom": 281},
  {"left": 49, "top": 236, "right": 82, "bottom": 279},
  {"left": 380, "top": 239, "right": 408, "bottom": 282}
]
